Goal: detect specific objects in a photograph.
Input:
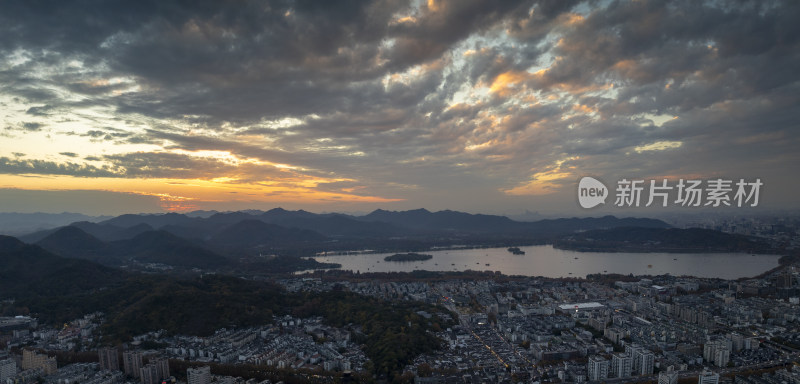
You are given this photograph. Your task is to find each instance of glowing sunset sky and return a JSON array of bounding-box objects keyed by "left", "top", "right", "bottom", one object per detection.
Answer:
[{"left": 1, "top": 0, "right": 798, "bottom": 215}]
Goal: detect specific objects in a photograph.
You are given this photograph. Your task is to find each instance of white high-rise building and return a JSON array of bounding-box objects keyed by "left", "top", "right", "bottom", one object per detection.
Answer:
[
  {"left": 703, "top": 341, "right": 716, "bottom": 362},
  {"left": 635, "top": 349, "right": 654, "bottom": 375},
  {"left": 98, "top": 347, "right": 119, "bottom": 371},
  {"left": 152, "top": 357, "right": 170, "bottom": 380},
  {"left": 140, "top": 358, "right": 170, "bottom": 384},
  {"left": 140, "top": 364, "right": 158, "bottom": 384},
  {"left": 123, "top": 351, "right": 143, "bottom": 378},
  {"left": 704, "top": 340, "right": 731, "bottom": 367},
  {"left": 627, "top": 344, "right": 649, "bottom": 373},
  {"left": 730, "top": 333, "right": 745, "bottom": 352},
  {"left": 714, "top": 346, "right": 730, "bottom": 368},
  {"left": 698, "top": 368, "right": 719, "bottom": 384},
  {"left": 187, "top": 366, "right": 211, "bottom": 384},
  {"left": 611, "top": 352, "right": 632, "bottom": 378},
  {"left": 628, "top": 345, "right": 654, "bottom": 375},
  {"left": 587, "top": 355, "right": 609, "bottom": 381}
]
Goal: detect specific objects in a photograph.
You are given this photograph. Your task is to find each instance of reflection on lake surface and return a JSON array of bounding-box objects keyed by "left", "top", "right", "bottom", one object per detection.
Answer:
[{"left": 309, "top": 245, "right": 780, "bottom": 279}]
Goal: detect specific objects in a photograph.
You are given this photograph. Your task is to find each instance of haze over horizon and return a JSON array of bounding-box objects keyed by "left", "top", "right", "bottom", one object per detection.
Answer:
[{"left": 1, "top": 0, "right": 798, "bottom": 216}]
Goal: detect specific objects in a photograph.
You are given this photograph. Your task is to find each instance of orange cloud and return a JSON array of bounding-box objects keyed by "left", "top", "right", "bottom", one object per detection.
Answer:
[
  {"left": 558, "top": 12, "right": 585, "bottom": 27},
  {"left": 489, "top": 70, "right": 533, "bottom": 97},
  {"left": 502, "top": 169, "right": 573, "bottom": 196},
  {"left": 502, "top": 157, "right": 579, "bottom": 196},
  {"left": 572, "top": 103, "right": 597, "bottom": 114}
]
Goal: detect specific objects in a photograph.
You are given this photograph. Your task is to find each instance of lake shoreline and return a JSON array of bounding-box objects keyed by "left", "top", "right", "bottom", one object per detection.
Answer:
[{"left": 309, "top": 245, "right": 781, "bottom": 280}]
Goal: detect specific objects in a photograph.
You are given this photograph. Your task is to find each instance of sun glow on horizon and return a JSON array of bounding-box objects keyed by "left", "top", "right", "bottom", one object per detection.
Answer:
[{"left": 0, "top": 173, "right": 404, "bottom": 212}]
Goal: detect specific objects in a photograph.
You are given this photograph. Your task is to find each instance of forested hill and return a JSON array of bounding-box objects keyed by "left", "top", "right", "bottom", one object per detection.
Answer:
[
  {"left": 0, "top": 236, "right": 454, "bottom": 377},
  {"left": 0, "top": 235, "right": 125, "bottom": 298},
  {"left": 554, "top": 227, "right": 775, "bottom": 253}
]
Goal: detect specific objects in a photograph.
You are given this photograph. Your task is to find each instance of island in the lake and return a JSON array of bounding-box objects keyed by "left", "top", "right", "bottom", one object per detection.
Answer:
[
  {"left": 507, "top": 247, "right": 525, "bottom": 255},
  {"left": 384, "top": 253, "right": 433, "bottom": 262}
]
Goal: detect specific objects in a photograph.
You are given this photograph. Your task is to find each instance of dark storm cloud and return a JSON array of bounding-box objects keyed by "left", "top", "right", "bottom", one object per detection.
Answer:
[
  {"left": 487, "top": 0, "right": 800, "bottom": 181},
  {"left": 62, "top": 128, "right": 134, "bottom": 141},
  {"left": 0, "top": 0, "right": 537, "bottom": 123},
  {"left": 102, "top": 152, "right": 237, "bottom": 179},
  {"left": 384, "top": 0, "right": 534, "bottom": 69},
  {"left": 25, "top": 105, "right": 54, "bottom": 116},
  {"left": 0, "top": 157, "right": 120, "bottom": 178},
  {"left": 66, "top": 81, "right": 133, "bottom": 96},
  {"left": 506, "top": 0, "right": 582, "bottom": 41},
  {"left": 102, "top": 149, "right": 351, "bottom": 186},
  {"left": 0, "top": 0, "right": 798, "bottom": 212},
  {"left": 0, "top": 150, "right": 314, "bottom": 183},
  {"left": 22, "top": 122, "right": 43, "bottom": 132},
  {"left": 5, "top": 122, "right": 44, "bottom": 133},
  {"left": 8, "top": 88, "right": 59, "bottom": 103},
  {"left": 84, "top": 130, "right": 106, "bottom": 138},
  {"left": 531, "top": 0, "right": 800, "bottom": 100}
]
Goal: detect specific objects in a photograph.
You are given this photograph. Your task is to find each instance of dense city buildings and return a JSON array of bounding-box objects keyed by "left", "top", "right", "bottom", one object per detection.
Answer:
[
  {"left": 0, "top": 358, "right": 16, "bottom": 382},
  {"left": 21, "top": 349, "right": 57, "bottom": 375},
  {"left": 3, "top": 248, "right": 800, "bottom": 383}
]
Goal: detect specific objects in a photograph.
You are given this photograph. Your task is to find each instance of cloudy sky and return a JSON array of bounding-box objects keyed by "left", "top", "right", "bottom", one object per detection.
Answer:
[{"left": 0, "top": 0, "right": 798, "bottom": 216}]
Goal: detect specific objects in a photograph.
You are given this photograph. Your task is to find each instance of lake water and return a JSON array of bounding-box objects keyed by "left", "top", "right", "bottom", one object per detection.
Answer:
[{"left": 309, "top": 245, "right": 781, "bottom": 279}]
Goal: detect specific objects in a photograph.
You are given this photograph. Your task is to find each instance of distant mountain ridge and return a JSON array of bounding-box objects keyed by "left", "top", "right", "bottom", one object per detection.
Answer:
[
  {"left": 0, "top": 212, "right": 110, "bottom": 236},
  {"left": 34, "top": 226, "right": 233, "bottom": 268},
  {"left": 22, "top": 208, "right": 671, "bottom": 244},
  {"left": 22, "top": 208, "right": 670, "bottom": 240},
  {"left": 360, "top": 208, "right": 518, "bottom": 232},
  {"left": 209, "top": 219, "right": 326, "bottom": 247},
  {"left": 101, "top": 212, "right": 199, "bottom": 229},
  {"left": 119, "top": 230, "right": 231, "bottom": 268},
  {"left": 13, "top": 208, "right": 681, "bottom": 270},
  {"left": 35, "top": 225, "right": 109, "bottom": 263},
  {"left": 356, "top": 209, "right": 669, "bottom": 236}
]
